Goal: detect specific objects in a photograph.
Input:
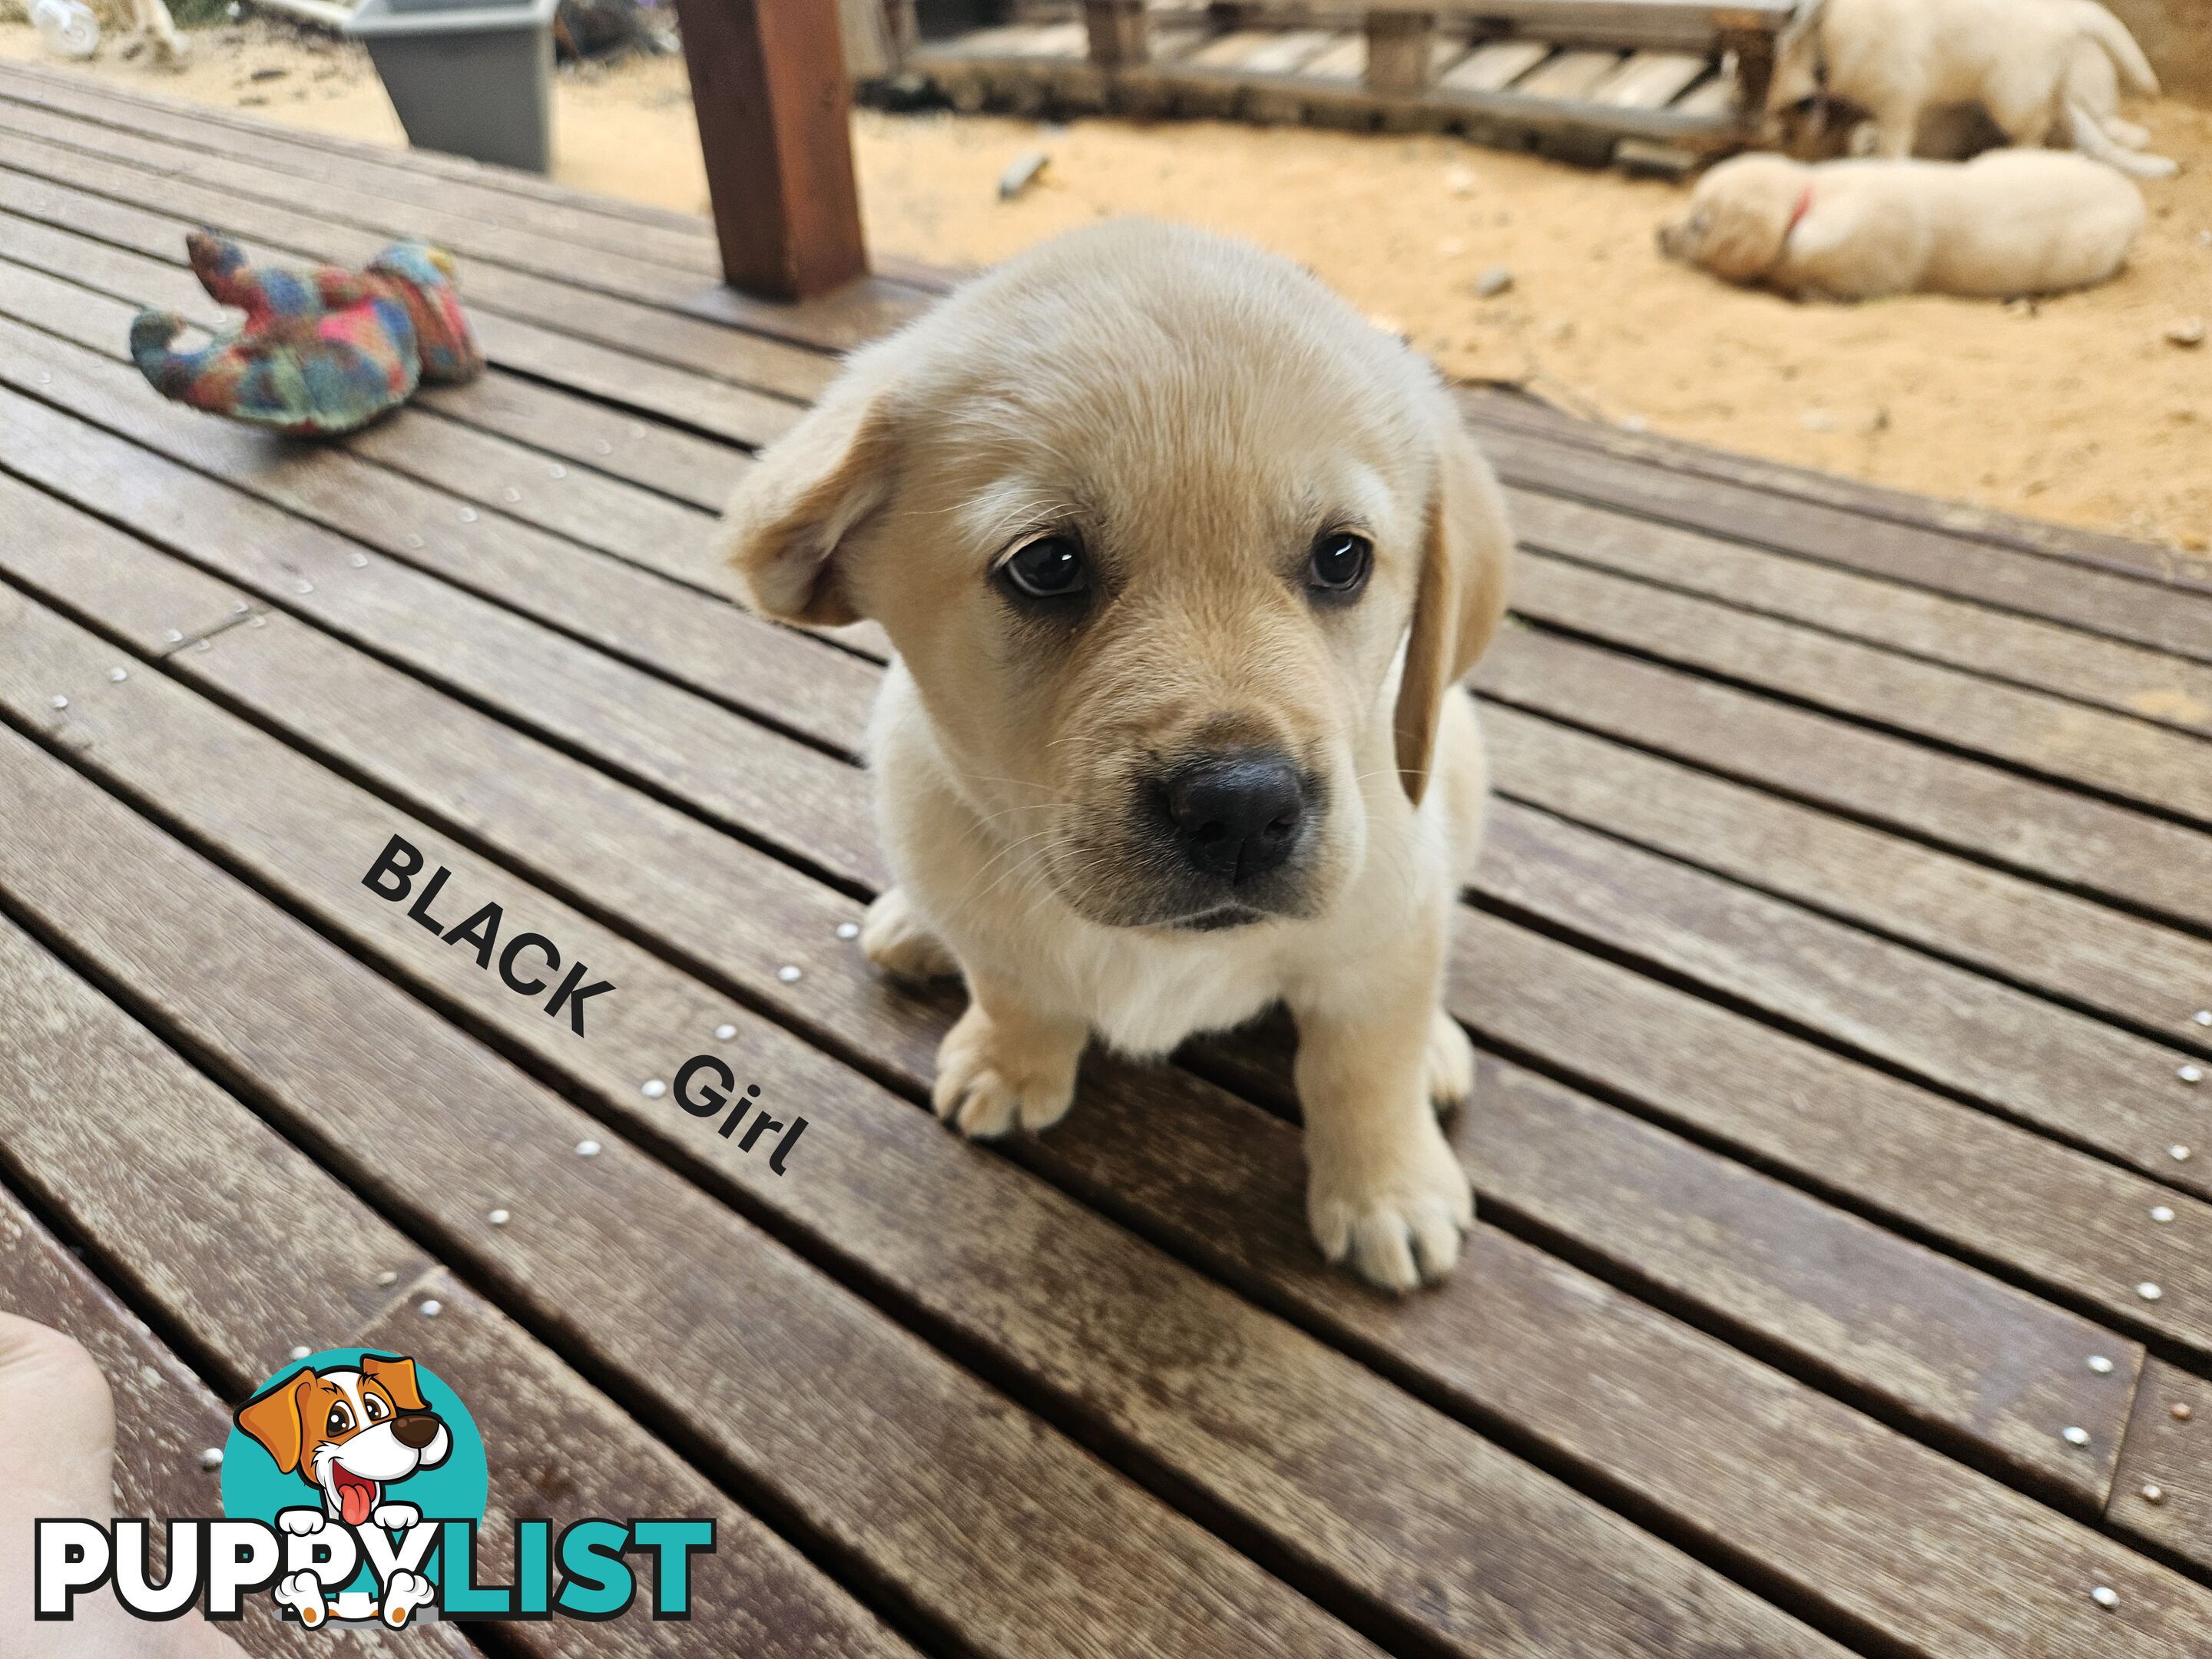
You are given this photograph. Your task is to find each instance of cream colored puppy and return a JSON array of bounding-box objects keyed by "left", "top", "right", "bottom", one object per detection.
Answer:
[
  {"left": 1658, "top": 148, "right": 2143, "bottom": 300},
  {"left": 720, "top": 221, "right": 1510, "bottom": 1291},
  {"left": 1768, "top": 0, "right": 2174, "bottom": 177}
]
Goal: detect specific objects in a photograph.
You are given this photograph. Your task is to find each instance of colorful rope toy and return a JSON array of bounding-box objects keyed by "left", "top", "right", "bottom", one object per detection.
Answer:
[{"left": 130, "top": 229, "right": 485, "bottom": 437}]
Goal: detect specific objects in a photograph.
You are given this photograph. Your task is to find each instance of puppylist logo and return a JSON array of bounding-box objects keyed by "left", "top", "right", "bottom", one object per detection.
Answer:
[{"left": 36, "top": 1348, "right": 714, "bottom": 1629}]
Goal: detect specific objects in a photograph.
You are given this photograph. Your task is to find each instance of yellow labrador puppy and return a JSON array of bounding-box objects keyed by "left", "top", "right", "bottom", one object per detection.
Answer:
[
  {"left": 1767, "top": 0, "right": 2174, "bottom": 177},
  {"left": 720, "top": 221, "right": 1510, "bottom": 1290},
  {"left": 1658, "top": 148, "right": 2143, "bottom": 300}
]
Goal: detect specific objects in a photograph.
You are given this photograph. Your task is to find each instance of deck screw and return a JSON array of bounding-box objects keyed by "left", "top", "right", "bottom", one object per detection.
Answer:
[
  {"left": 230, "top": 599, "right": 250, "bottom": 614},
  {"left": 418, "top": 1299, "right": 442, "bottom": 1318},
  {"left": 2143, "top": 1484, "right": 2167, "bottom": 1505},
  {"left": 714, "top": 1023, "right": 737, "bottom": 1041},
  {"left": 502, "top": 488, "right": 521, "bottom": 503},
  {"left": 294, "top": 580, "right": 314, "bottom": 595},
  {"left": 548, "top": 464, "right": 567, "bottom": 479},
  {"left": 488, "top": 1208, "right": 510, "bottom": 1227},
  {"left": 108, "top": 667, "right": 127, "bottom": 683},
  {"left": 2152, "top": 1204, "right": 2176, "bottom": 1223},
  {"left": 836, "top": 922, "right": 860, "bottom": 940},
  {"left": 2140, "top": 1282, "right": 2164, "bottom": 1301},
  {"left": 289, "top": 1345, "right": 310, "bottom": 1360},
  {"left": 194, "top": 639, "right": 211, "bottom": 653},
  {"left": 200, "top": 1448, "right": 224, "bottom": 1471},
  {"left": 249, "top": 615, "right": 267, "bottom": 628},
  {"left": 2091, "top": 1585, "right": 2118, "bottom": 1611},
  {"left": 641, "top": 1079, "right": 667, "bottom": 1098},
  {"left": 162, "top": 629, "right": 184, "bottom": 644},
  {"left": 48, "top": 695, "right": 67, "bottom": 710},
  {"left": 2195, "top": 1010, "right": 2212, "bottom": 1027},
  {"left": 594, "top": 439, "right": 612, "bottom": 455},
  {"left": 2181, "top": 1066, "right": 2204, "bottom": 1085},
  {"left": 347, "top": 553, "right": 368, "bottom": 568},
  {"left": 457, "top": 508, "right": 478, "bottom": 524},
  {"left": 2062, "top": 1426, "right": 2091, "bottom": 1447},
  {"left": 2088, "top": 1355, "right": 2115, "bottom": 1375},
  {"left": 777, "top": 964, "right": 803, "bottom": 983},
  {"left": 2173, "top": 1402, "right": 2194, "bottom": 1421},
  {"left": 406, "top": 535, "right": 425, "bottom": 548},
  {"left": 2172, "top": 1144, "right": 2193, "bottom": 1161},
  {"left": 576, "top": 1139, "right": 601, "bottom": 1157},
  {"left": 376, "top": 1270, "right": 399, "bottom": 1286}
]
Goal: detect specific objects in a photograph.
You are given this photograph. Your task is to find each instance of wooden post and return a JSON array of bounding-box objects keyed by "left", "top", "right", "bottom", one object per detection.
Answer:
[
  {"left": 1083, "top": 0, "right": 1147, "bottom": 66},
  {"left": 1365, "top": 8, "right": 1437, "bottom": 94},
  {"left": 671, "top": 0, "right": 869, "bottom": 301},
  {"left": 1715, "top": 11, "right": 1778, "bottom": 120}
]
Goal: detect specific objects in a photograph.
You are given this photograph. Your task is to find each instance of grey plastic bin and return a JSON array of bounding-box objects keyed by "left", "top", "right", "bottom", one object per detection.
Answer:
[{"left": 349, "top": 0, "right": 559, "bottom": 174}]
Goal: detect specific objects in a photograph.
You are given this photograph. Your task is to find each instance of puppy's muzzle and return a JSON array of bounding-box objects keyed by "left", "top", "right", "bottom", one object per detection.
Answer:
[
  {"left": 1157, "top": 750, "right": 1309, "bottom": 887},
  {"left": 391, "top": 1412, "right": 444, "bottom": 1451}
]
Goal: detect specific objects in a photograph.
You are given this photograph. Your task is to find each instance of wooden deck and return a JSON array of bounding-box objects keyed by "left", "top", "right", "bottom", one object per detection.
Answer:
[{"left": 5, "top": 59, "right": 2212, "bottom": 1659}]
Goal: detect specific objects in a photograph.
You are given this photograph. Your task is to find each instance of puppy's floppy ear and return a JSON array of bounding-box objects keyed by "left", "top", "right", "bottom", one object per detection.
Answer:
[
  {"left": 1394, "top": 411, "right": 1512, "bottom": 806},
  {"left": 360, "top": 1353, "right": 429, "bottom": 1413},
  {"left": 235, "top": 1370, "right": 314, "bottom": 1475},
  {"left": 719, "top": 358, "right": 902, "bottom": 628}
]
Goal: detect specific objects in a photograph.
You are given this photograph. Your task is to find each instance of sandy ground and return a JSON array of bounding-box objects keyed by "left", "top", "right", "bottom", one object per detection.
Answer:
[{"left": 2, "top": 18, "right": 2207, "bottom": 551}]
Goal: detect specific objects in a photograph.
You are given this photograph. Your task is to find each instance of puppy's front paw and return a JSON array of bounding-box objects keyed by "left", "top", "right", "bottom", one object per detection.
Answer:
[
  {"left": 1308, "top": 1115, "right": 1475, "bottom": 1293},
  {"left": 859, "top": 887, "right": 959, "bottom": 983},
  {"left": 380, "top": 1569, "right": 434, "bottom": 1629},
  {"left": 276, "top": 1507, "right": 329, "bottom": 1538},
  {"left": 371, "top": 1501, "right": 420, "bottom": 1532},
  {"left": 932, "top": 1002, "right": 1079, "bottom": 1139},
  {"left": 1426, "top": 1008, "right": 1475, "bottom": 1113}
]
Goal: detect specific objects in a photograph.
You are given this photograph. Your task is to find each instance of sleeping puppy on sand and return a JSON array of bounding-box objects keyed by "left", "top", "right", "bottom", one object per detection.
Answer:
[
  {"left": 1658, "top": 148, "right": 2143, "bottom": 300},
  {"left": 720, "top": 221, "right": 1510, "bottom": 1290},
  {"left": 1768, "top": 0, "right": 2175, "bottom": 178}
]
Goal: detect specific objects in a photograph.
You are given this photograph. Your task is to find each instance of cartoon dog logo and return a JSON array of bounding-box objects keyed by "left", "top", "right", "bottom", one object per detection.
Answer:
[{"left": 233, "top": 1353, "right": 452, "bottom": 1627}]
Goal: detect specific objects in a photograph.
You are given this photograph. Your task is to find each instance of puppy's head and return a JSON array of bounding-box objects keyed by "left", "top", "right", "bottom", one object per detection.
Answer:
[
  {"left": 234, "top": 1354, "right": 451, "bottom": 1526},
  {"left": 1765, "top": 0, "right": 1827, "bottom": 121},
  {"left": 1657, "top": 154, "right": 1808, "bottom": 284},
  {"left": 722, "top": 221, "right": 1508, "bottom": 932}
]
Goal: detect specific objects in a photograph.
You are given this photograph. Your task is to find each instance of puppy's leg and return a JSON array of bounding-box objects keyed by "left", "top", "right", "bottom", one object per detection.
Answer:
[
  {"left": 2104, "top": 115, "right": 2150, "bottom": 148},
  {"left": 2069, "top": 103, "right": 2178, "bottom": 176},
  {"left": 859, "top": 886, "right": 959, "bottom": 982},
  {"left": 1426, "top": 1007, "right": 1475, "bottom": 1114},
  {"left": 1291, "top": 926, "right": 1474, "bottom": 1292},
  {"left": 932, "top": 973, "right": 1087, "bottom": 1138},
  {"left": 1869, "top": 98, "right": 1924, "bottom": 158}
]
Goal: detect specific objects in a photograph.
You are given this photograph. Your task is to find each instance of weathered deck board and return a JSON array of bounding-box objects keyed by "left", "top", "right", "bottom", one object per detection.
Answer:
[
  {"left": 8, "top": 479, "right": 2203, "bottom": 1654},
  {"left": 8, "top": 66, "right": 2212, "bottom": 1659}
]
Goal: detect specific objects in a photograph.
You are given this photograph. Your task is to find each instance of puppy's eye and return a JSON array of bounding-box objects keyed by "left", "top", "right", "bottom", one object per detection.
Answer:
[
  {"left": 326, "top": 1404, "right": 353, "bottom": 1436},
  {"left": 996, "top": 534, "right": 1088, "bottom": 601},
  {"left": 364, "top": 1396, "right": 389, "bottom": 1423},
  {"left": 1306, "top": 531, "right": 1372, "bottom": 599}
]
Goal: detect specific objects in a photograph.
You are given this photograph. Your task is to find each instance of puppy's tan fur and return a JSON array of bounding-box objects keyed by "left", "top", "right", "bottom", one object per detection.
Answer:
[
  {"left": 1659, "top": 148, "right": 2143, "bottom": 300},
  {"left": 1768, "top": 0, "right": 2174, "bottom": 177},
  {"left": 720, "top": 221, "right": 1511, "bottom": 1290}
]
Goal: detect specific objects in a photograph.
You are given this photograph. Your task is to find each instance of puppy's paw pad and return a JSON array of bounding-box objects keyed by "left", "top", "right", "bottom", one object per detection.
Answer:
[
  {"left": 859, "top": 889, "right": 959, "bottom": 982},
  {"left": 1425, "top": 1009, "right": 1475, "bottom": 1113},
  {"left": 1310, "top": 1132, "right": 1475, "bottom": 1293},
  {"left": 274, "top": 1570, "right": 327, "bottom": 1625},
  {"left": 381, "top": 1570, "right": 434, "bottom": 1630},
  {"left": 932, "top": 1010, "right": 1078, "bottom": 1139}
]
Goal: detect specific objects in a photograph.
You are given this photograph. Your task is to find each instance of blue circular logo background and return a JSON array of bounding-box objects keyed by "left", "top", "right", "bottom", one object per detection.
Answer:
[{"left": 221, "top": 1349, "right": 488, "bottom": 1593}]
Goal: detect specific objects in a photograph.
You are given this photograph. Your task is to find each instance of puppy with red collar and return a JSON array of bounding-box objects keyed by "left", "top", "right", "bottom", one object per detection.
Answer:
[
  {"left": 1657, "top": 147, "right": 2141, "bottom": 300},
  {"left": 233, "top": 1354, "right": 452, "bottom": 1537}
]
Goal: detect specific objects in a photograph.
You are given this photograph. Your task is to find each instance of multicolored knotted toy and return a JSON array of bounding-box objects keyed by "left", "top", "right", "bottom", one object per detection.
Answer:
[{"left": 129, "top": 230, "right": 485, "bottom": 437}]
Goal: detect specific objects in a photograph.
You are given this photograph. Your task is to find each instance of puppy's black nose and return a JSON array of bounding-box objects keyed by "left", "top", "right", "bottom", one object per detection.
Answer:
[
  {"left": 392, "top": 1412, "right": 443, "bottom": 1450},
  {"left": 1164, "top": 752, "right": 1306, "bottom": 883}
]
